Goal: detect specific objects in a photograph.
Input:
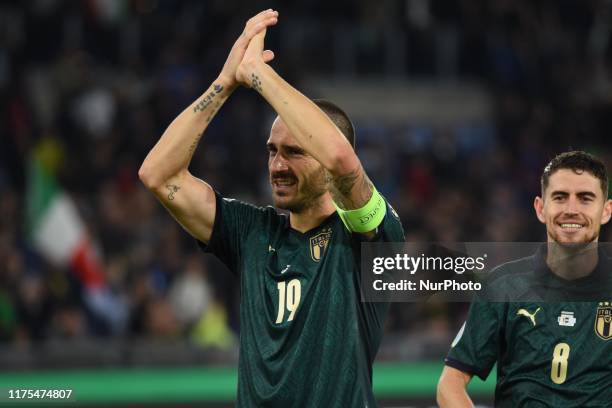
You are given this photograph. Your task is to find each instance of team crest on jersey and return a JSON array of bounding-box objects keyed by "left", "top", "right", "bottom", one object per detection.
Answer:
[
  {"left": 595, "top": 302, "right": 612, "bottom": 340},
  {"left": 310, "top": 228, "right": 332, "bottom": 262}
]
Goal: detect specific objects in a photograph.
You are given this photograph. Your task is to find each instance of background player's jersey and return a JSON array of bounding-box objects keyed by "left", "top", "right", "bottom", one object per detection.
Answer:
[
  {"left": 200, "top": 192, "right": 405, "bottom": 407},
  {"left": 445, "top": 254, "right": 612, "bottom": 407}
]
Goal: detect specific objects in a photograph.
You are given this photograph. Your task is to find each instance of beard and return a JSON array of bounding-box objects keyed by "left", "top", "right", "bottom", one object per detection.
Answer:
[
  {"left": 271, "top": 167, "right": 328, "bottom": 213},
  {"left": 548, "top": 219, "right": 600, "bottom": 245}
]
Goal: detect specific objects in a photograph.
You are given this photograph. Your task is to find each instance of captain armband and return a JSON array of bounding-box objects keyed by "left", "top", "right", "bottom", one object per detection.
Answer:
[{"left": 333, "top": 187, "right": 387, "bottom": 233}]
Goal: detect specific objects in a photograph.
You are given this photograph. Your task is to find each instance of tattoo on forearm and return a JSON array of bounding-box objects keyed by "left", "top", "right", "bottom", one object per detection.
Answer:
[
  {"left": 335, "top": 170, "right": 359, "bottom": 197},
  {"left": 331, "top": 169, "right": 373, "bottom": 209},
  {"left": 193, "top": 84, "right": 223, "bottom": 113},
  {"left": 166, "top": 184, "right": 181, "bottom": 200},
  {"left": 193, "top": 93, "right": 215, "bottom": 113},
  {"left": 251, "top": 73, "right": 262, "bottom": 92}
]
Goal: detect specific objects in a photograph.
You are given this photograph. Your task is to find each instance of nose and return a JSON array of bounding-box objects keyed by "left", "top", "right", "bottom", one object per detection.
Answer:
[
  {"left": 270, "top": 152, "right": 289, "bottom": 171},
  {"left": 564, "top": 195, "right": 580, "bottom": 215}
]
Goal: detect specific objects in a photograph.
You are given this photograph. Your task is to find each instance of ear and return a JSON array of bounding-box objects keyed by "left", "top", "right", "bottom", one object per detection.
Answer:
[
  {"left": 601, "top": 199, "right": 612, "bottom": 225},
  {"left": 534, "top": 196, "right": 546, "bottom": 224}
]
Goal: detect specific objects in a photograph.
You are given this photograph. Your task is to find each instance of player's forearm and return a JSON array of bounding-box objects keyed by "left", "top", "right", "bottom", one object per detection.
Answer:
[
  {"left": 437, "top": 371, "right": 474, "bottom": 408},
  {"left": 437, "top": 387, "right": 473, "bottom": 408},
  {"left": 248, "top": 62, "right": 358, "bottom": 175},
  {"left": 138, "top": 76, "right": 234, "bottom": 189}
]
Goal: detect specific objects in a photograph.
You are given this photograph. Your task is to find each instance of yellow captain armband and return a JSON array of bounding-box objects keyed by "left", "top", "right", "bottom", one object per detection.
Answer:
[{"left": 333, "top": 187, "right": 387, "bottom": 233}]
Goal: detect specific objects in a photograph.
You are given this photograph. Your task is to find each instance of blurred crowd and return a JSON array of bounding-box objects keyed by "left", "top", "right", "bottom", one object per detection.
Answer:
[{"left": 1, "top": 0, "right": 612, "bottom": 359}]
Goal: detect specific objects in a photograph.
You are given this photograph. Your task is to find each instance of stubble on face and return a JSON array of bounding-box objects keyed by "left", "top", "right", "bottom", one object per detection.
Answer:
[
  {"left": 547, "top": 215, "right": 599, "bottom": 244},
  {"left": 271, "top": 165, "right": 328, "bottom": 213}
]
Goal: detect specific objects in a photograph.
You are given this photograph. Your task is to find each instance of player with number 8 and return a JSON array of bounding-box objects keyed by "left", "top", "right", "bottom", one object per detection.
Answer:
[{"left": 437, "top": 151, "right": 612, "bottom": 407}]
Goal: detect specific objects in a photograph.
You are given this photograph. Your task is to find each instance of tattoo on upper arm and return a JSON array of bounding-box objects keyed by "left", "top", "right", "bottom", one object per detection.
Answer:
[
  {"left": 330, "top": 167, "right": 373, "bottom": 209},
  {"left": 166, "top": 184, "right": 181, "bottom": 200},
  {"left": 251, "top": 73, "right": 262, "bottom": 92},
  {"left": 193, "top": 84, "right": 222, "bottom": 113}
]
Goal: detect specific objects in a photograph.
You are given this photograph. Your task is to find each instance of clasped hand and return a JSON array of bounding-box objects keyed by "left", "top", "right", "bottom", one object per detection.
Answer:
[{"left": 219, "top": 9, "right": 278, "bottom": 90}]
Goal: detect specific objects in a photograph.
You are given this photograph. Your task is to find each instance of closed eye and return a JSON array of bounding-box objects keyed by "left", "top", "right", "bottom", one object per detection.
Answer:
[
  {"left": 267, "top": 144, "right": 277, "bottom": 155},
  {"left": 285, "top": 146, "right": 305, "bottom": 156}
]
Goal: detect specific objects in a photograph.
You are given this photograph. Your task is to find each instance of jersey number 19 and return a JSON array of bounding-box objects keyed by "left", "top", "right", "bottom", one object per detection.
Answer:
[{"left": 276, "top": 279, "right": 302, "bottom": 324}]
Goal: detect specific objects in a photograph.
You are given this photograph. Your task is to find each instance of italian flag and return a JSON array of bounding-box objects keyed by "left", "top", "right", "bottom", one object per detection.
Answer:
[
  {"left": 25, "top": 138, "right": 128, "bottom": 331},
  {"left": 26, "top": 139, "right": 105, "bottom": 289}
]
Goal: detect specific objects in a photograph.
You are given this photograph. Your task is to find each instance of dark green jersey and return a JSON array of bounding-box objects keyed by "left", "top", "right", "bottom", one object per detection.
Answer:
[
  {"left": 200, "top": 192, "right": 405, "bottom": 407},
  {"left": 446, "top": 252, "right": 612, "bottom": 407}
]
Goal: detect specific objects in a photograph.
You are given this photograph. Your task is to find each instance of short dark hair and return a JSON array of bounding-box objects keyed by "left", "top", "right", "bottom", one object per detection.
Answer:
[
  {"left": 541, "top": 151, "right": 609, "bottom": 198},
  {"left": 313, "top": 99, "right": 355, "bottom": 148}
]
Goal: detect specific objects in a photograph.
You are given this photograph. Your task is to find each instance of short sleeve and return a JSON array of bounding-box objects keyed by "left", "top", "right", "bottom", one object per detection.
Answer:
[
  {"left": 197, "top": 192, "right": 268, "bottom": 274},
  {"left": 444, "top": 300, "right": 504, "bottom": 381}
]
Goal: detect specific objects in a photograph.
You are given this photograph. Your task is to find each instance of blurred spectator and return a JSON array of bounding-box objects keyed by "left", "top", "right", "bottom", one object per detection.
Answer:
[
  {"left": 168, "top": 254, "right": 212, "bottom": 327},
  {"left": 144, "top": 298, "right": 181, "bottom": 339}
]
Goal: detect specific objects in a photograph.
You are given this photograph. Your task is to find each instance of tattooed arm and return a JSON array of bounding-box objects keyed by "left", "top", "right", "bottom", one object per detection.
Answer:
[
  {"left": 236, "top": 29, "right": 374, "bottom": 229},
  {"left": 139, "top": 10, "right": 278, "bottom": 243}
]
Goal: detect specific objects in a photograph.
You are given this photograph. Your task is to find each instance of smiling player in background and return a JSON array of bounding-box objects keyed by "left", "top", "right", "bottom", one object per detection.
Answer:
[{"left": 437, "top": 151, "right": 612, "bottom": 407}]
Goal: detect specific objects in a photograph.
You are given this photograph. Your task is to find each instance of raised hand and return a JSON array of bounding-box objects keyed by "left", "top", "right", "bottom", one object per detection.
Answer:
[{"left": 219, "top": 9, "right": 278, "bottom": 89}]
